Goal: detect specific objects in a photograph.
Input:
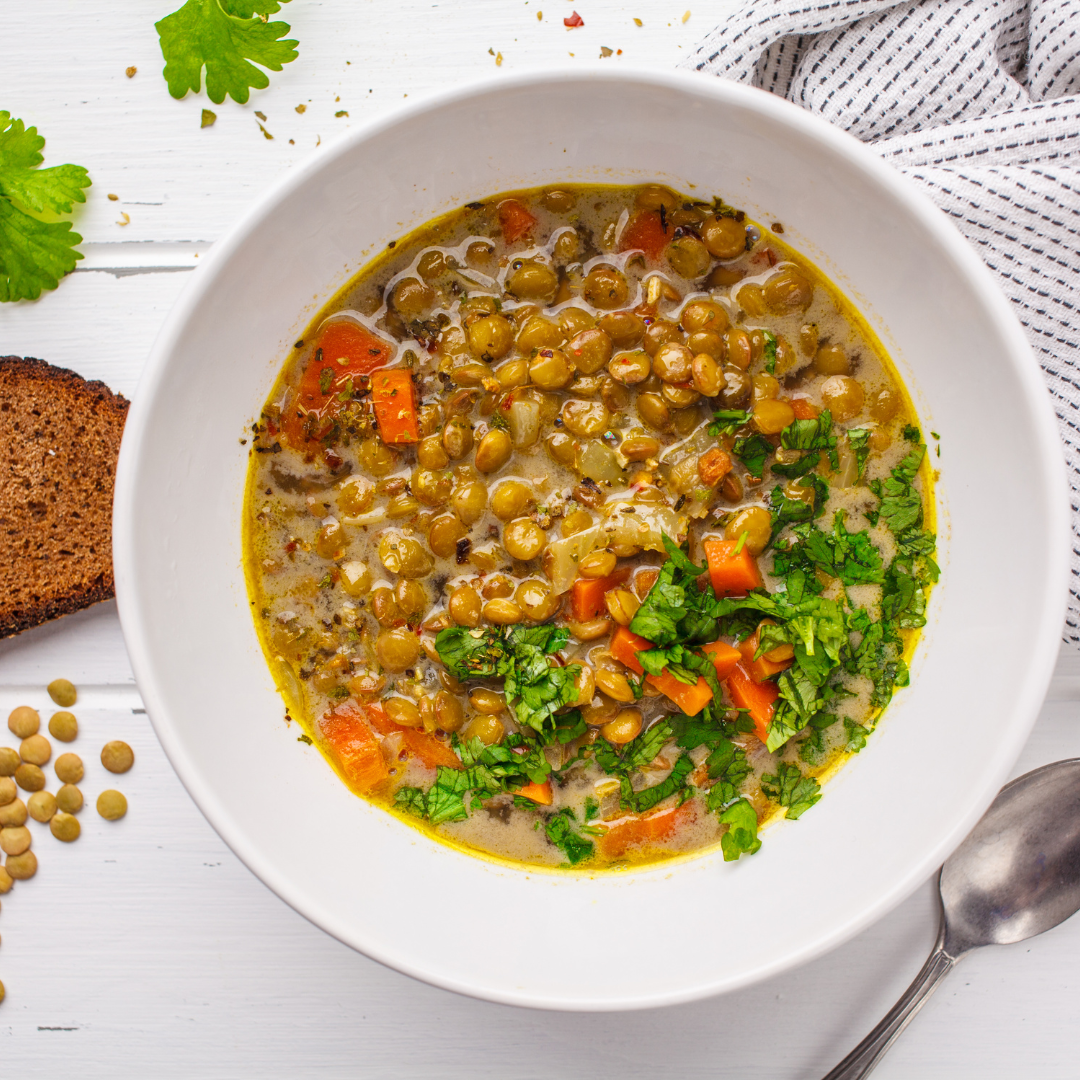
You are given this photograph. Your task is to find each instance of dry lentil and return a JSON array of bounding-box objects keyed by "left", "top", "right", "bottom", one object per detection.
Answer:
[
  {"left": 101, "top": 741, "right": 135, "bottom": 774},
  {"left": 50, "top": 813, "right": 80, "bottom": 843},
  {"left": 56, "top": 784, "right": 83, "bottom": 814},
  {"left": 47, "top": 679, "right": 77, "bottom": 707},
  {"left": 48, "top": 711, "right": 78, "bottom": 742},
  {"left": 54, "top": 753, "right": 83, "bottom": 785},
  {"left": 97, "top": 790, "right": 128, "bottom": 821},
  {"left": 7, "top": 706, "right": 39, "bottom": 739}
]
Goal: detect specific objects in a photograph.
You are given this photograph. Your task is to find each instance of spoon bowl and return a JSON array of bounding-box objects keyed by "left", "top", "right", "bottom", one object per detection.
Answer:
[
  {"left": 942, "top": 759, "right": 1080, "bottom": 952},
  {"left": 826, "top": 759, "right": 1080, "bottom": 1079}
]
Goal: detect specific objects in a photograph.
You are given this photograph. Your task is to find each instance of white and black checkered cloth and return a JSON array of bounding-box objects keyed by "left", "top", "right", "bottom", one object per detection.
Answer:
[{"left": 683, "top": 0, "right": 1080, "bottom": 643}]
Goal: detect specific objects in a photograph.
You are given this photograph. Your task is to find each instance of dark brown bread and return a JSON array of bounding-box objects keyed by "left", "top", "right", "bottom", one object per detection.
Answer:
[{"left": 0, "top": 357, "right": 129, "bottom": 638}]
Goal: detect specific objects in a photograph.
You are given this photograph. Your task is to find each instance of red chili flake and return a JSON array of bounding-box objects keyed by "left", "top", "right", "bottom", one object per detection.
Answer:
[
  {"left": 325, "top": 449, "right": 343, "bottom": 470},
  {"left": 564, "top": 11, "right": 584, "bottom": 26},
  {"left": 285, "top": 541, "right": 297, "bottom": 553}
]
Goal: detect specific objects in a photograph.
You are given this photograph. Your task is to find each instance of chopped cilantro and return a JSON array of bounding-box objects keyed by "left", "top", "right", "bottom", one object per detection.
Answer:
[
  {"left": 156, "top": 0, "right": 300, "bottom": 105},
  {"left": 708, "top": 407, "right": 752, "bottom": 438},
  {"left": 717, "top": 798, "right": 761, "bottom": 861},
  {"left": 627, "top": 754, "right": 695, "bottom": 814},
  {"left": 760, "top": 762, "right": 821, "bottom": 820},
  {"left": 732, "top": 431, "right": 774, "bottom": 478},
  {"left": 762, "top": 330, "right": 778, "bottom": 374},
  {"left": 545, "top": 808, "right": 594, "bottom": 865},
  {"left": 434, "top": 624, "right": 581, "bottom": 736},
  {"left": 0, "top": 112, "right": 91, "bottom": 302}
]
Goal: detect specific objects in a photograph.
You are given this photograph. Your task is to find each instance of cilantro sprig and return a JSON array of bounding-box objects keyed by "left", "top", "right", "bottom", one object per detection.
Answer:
[
  {"left": 156, "top": 0, "right": 300, "bottom": 105},
  {"left": 0, "top": 113, "right": 91, "bottom": 302}
]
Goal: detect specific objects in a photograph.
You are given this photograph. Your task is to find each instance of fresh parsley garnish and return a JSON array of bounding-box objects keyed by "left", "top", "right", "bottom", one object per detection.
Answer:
[
  {"left": 732, "top": 432, "right": 774, "bottom": 478},
  {"left": 545, "top": 807, "right": 595, "bottom": 865},
  {"left": 627, "top": 754, "right": 695, "bottom": 814},
  {"left": 0, "top": 112, "right": 91, "bottom": 302},
  {"left": 762, "top": 330, "right": 778, "bottom": 374},
  {"left": 708, "top": 408, "right": 751, "bottom": 438},
  {"left": 156, "top": 0, "right": 300, "bottom": 105}
]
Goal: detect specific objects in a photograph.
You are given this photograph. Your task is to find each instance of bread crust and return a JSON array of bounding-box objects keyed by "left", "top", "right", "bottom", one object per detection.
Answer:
[{"left": 0, "top": 356, "right": 129, "bottom": 638}]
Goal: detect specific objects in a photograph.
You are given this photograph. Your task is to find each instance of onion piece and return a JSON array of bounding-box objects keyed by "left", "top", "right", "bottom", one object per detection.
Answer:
[
  {"left": 579, "top": 439, "right": 624, "bottom": 483},
  {"left": 543, "top": 502, "right": 688, "bottom": 594},
  {"left": 508, "top": 398, "right": 541, "bottom": 448}
]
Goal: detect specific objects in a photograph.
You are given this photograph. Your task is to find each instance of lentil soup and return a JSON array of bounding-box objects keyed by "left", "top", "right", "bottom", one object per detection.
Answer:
[{"left": 243, "top": 184, "right": 936, "bottom": 870}]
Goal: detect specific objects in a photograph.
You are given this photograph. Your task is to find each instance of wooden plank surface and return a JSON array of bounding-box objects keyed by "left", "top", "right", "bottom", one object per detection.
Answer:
[{"left": 2, "top": 2, "right": 1078, "bottom": 1075}]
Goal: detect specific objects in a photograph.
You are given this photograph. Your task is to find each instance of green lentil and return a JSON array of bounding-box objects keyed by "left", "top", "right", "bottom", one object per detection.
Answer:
[{"left": 47, "top": 679, "right": 78, "bottom": 708}]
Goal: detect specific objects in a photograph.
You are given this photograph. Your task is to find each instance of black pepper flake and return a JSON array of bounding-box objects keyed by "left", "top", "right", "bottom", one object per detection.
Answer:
[
  {"left": 405, "top": 669, "right": 416, "bottom": 679},
  {"left": 465, "top": 201, "right": 484, "bottom": 210},
  {"left": 387, "top": 239, "right": 397, "bottom": 249},
  {"left": 771, "top": 222, "right": 784, "bottom": 234},
  {"left": 294, "top": 339, "right": 304, "bottom": 348},
  {"left": 455, "top": 537, "right": 472, "bottom": 564}
]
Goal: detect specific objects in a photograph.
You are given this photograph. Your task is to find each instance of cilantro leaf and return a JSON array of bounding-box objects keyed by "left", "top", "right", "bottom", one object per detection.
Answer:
[
  {"left": 732, "top": 432, "right": 774, "bottom": 478},
  {"left": 545, "top": 808, "right": 594, "bottom": 865},
  {"left": 709, "top": 408, "right": 751, "bottom": 438},
  {"left": 0, "top": 112, "right": 90, "bottom": 302},
  {"left": 760, "top": 761, "right": 821, "bottom": 820},
  {"left": 434, "top": 624, "right": 580, "bottom": 736},
  {"left": 156, "top": 0, "right": 300, "bottom": 105},
  {"left": 627, "top": 753, "right": 694, "bottom": 814},
  {"left": 762, "top": 330, "right": 778, "bottom": 374},
  {"left": 629, "top": 536, "right": 713, "bottom": 647},
  {"left": 717, "top": 798, "right": 761, "bottom": 861}
]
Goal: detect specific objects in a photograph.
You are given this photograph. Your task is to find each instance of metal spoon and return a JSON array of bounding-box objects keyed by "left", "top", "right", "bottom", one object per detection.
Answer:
[{"left": 823, "top": 758, "right": 1080, "bottom": 1080}]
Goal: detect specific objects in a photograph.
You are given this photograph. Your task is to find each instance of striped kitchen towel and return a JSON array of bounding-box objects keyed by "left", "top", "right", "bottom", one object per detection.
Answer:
[{"left": 683, "top": 0, "right": 1080, "bottom": 643}]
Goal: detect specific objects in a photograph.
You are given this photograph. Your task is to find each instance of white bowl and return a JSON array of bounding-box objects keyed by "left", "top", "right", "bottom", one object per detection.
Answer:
[{"left": 113, "top": 70, "right": 1069, "bottom": 1010}]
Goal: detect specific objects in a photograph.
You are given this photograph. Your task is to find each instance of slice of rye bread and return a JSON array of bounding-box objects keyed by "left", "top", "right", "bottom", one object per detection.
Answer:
[{"left": 0, "top": 357, "right": 129, "bottom": 638}]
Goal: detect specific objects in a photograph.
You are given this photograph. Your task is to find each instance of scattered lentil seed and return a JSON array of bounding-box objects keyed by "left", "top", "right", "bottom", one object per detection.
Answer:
[
  {"left": 0, "top": 978, "right": 4, "bottom": 1004},
  {"left": 48, "top": 712, "right": 78, "bottom": 742},
  {"left": 97, "top": 790, "right": 127, "bottom": 821},
  {"left": 8, "top": 706, "right": 39, "bottom": 739},
  {"left": 19, "top": 734, "right": 51, "bottom": 766},
  {"left": 54, "top": 753, "right": 83, "bottom": 785},
  {"left": 50, "top": 813, "right": 80, "bottom": 843},
  {"left": 0, "top": 776, "right": 14, "bottom": 806},
  {"left": 27, "top": 791, "right": 57, "bottom": 823},
  {"left": 101, "top": 741, "right": 134, "bottom": 774},
  {"left": 0, "top": 747, "right": 18, "bottom": 776},
  {"left": 0, "top": 799, "right": 27, "bottom": 827},
  {"left": 56, "top": 785, "right": 83, "bottom": 814},
  {"left": 0, "top": 826, "right": 31, "bottom": 856},
  {"left": 0, "top": 866, "right": 11, "bottom": 892},
  {"left": 47, "top": 679, "right": 77, "bottom": 707},
  {"left": 14, "top": 764, "right": 45, "bottom": 793},
  {"left": 6, "top": 850, "right": 37, "bottom": 880}
]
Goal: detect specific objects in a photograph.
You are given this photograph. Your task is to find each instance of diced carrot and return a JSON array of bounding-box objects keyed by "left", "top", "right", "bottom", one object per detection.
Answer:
[
  {"left": 281, "top": 319, "right": 394, "bottom": 448},
  {"left": 619, "top": 210, "right": 670, "bottom": 261},
  {"left": 516, "top": 780, "right": 553, "bottom": 805},
  {"left": 569, "top": 566, "right": 631, "bottom": 621},
  {"left": 791, "top": 397, "right": 820, "bottom": 420},
  {"left": 703, "top": 639, "right": 742, "bottom": 681},
  {"left": 400, "top": 728, "right": 464, "bottom": 771},
  {"left": 320, "top": 704, "right": 390, "bottom": 793},
  {"left": 738, "top": 630, "right": 793, "bottom": 682},
  {"left": 704, "top": 538, "right": 764, "bottom": 597},
  {"left": 725, "top": 663, "right": 779, "bottom": 744},
  {"left": 609, "top": 626, "right": 740, "bottom": 717},
  {"left": 362, "top": 702, "right": 396, "bottom": 735},
  {"left": 371, "top": 369, "right": 419, "bottom": 444},
  {"left": 598, "top": 801, "right": 697, "bottom": 859},
  {"left": 498, "top": 198, "right": 537, "bottom": 244}
]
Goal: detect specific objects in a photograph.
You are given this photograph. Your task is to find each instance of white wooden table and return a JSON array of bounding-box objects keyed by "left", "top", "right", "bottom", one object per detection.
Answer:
[{"left": 3, "top": 4, "right": 1079, "bottom": 1075}]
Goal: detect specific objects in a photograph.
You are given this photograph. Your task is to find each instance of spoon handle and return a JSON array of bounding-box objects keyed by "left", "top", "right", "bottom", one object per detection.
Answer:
[{"left": 822, "top": 923, "right": 959, "bottom": 1080}]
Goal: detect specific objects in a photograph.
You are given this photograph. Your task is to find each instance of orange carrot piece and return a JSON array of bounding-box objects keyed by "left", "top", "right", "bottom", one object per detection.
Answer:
[
  {"left": 516, "top": 780, "right": 553, "bottom": 805},
  {"left": 400, "top": 728, "right": 464, "bottom": 771},
  {"left": 570, "top": 567, "right": 631, "bottom": 621},
  {"left": 320, "top": 704, "right": 390, "bottom": 793},
  {"left": 704, "top": 538, "right": 764, "bottom": 597},
  {"left": 619, "top": 210, "right": 670, "bottom": 260},
  {"left": 738, "top": 632, "right": 793, "bottom": 682},
  {"left": 371, "top": 369, "right": 420, "bottom": 444},
  {"left": 598, "top": 801, "right": 697, "bottom": 859},
  {"left": 703, "top": 639, "right": 742, "bottom": 681},
  {"left": 362, "top": 702, "right": 396, "bottom": 735},
  {"left": 282, "top": 320, "right": 395, "bottom": 448},
  {"left": 725, "top": 663, "right": 779, "bottom": 744},
  {"left": 610, "top": 626, "right": 739, "bottom": 717},
  {"left": 498, "top": 198, "right": 538, "bottom": 244},
  {"left": 791, "top": 397, "right": 820, "bottom": 420}
]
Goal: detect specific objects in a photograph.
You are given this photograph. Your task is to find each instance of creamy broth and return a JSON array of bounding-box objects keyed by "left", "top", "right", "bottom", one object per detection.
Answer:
[{"left": 244, "top": 184, "right": 935, "bottom": 870}]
